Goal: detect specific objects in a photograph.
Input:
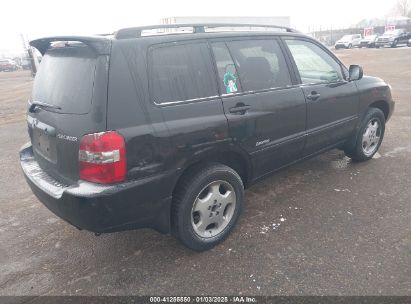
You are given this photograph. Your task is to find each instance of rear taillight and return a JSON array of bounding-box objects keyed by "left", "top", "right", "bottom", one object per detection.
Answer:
[{"left": 79, "top": 131, "right": 126, "bottom": 184}]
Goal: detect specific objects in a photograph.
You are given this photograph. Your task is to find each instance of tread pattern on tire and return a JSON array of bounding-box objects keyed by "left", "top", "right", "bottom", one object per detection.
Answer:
[
  {"left": 345, "top": 107, "right": 385, "bottom": 162},
  {"left": 171, "top": 163, "right": 244, "bottom": 251}
]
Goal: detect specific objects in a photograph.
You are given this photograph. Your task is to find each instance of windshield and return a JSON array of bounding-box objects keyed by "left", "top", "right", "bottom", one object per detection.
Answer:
[
  {"left": 364, "top": 35, "right": 377, "bottom": 39},
  {"left": 32, "top": 45, "right": 97, "bottom": 114}
]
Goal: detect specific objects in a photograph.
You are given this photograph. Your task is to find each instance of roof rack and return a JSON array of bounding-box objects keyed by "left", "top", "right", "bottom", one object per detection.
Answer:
[{"left": 115, "top": 23, "right": 298, "bottom": 39}]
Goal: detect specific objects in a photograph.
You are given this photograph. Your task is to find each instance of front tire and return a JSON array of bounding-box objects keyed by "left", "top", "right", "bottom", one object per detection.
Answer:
[
  {"left": 391, "top": 40, "right": 398, "bottom": 48},
  {"left": 345, "top": 108, "right": 385, "bottom": 161},
  {"left": 171, "top": 164, "right": 244, "bottom": 251}
]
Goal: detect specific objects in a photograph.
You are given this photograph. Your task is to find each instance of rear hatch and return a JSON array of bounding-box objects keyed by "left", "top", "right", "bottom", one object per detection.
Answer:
[{"left": 28, "top": 37, "right": 111, "bottom": 184}]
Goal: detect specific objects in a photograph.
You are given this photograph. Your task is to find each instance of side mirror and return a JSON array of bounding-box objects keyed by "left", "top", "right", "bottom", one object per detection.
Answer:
[{"left": 349, "top": 65, "right": 363, "bottom": 81}]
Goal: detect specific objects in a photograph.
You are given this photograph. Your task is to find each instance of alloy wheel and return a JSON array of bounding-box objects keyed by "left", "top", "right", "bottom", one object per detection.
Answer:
[
  {"left": 191, "top": 180, "right": 237, "bottom": 238},
  {"left": 362, "top": 119, "right": 381, "bottom": 156}
]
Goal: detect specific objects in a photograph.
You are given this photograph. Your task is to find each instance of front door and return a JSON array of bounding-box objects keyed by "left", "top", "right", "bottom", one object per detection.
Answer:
[
  {"left": 210, "top": 38, "right": 307, "bottom": 179},
  {"left": 284, "top": 38, "right": 360, "bottom": 156}
]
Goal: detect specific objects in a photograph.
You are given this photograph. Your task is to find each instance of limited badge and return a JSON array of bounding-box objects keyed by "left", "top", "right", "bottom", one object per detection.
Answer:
[{"left": 223, "top": 71, "right": 238, "bottom": 94}]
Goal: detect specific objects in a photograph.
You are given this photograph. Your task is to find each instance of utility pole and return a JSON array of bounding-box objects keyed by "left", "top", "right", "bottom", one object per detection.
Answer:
[{"left": 20, "top": 33, "right": 37, "bottom": 76}]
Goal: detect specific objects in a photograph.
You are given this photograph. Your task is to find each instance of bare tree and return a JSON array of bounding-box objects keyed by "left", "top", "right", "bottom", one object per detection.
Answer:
[{"left": 396, "top": 0, "right": 411, "bottom": 17}]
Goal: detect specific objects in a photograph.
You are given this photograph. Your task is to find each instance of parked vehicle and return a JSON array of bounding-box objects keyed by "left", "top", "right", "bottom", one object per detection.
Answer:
[
  {"left": 20, "top": 58, "right": 32, "bottom": 70},
  {"left": 375, "top": 29, "right": 410, "bottom": 48},
  {"left": 20, "top": 24, "right": 395, "bottom": 251},
  {"left": 359, "top": 34, "right": 379, "bottom": 48},
  {"left": 335, "top": 34, "right": 362, "bottom": 49},
  {"left": 408, "top": 38, "right": 411, "bottom": 47},
  {"left": 0, "top": 59, "right": 18, "bottom": 71}
]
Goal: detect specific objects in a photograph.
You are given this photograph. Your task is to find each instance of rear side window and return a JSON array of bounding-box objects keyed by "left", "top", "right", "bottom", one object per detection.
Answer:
[
  {"left": 149, "top": 43, "right": 217, "bottom": 104},
  {"left": 32, "top": 45, "right": 97, "bottom": 114},
  {"left": 211, "top": 42, "right": 242, "bottom": 94},
  {"left": 285, "top": 39, "right": 344, "bottom": 84},
  {"left": 226, "top": 39, "right": 292, "bottom": 91}
]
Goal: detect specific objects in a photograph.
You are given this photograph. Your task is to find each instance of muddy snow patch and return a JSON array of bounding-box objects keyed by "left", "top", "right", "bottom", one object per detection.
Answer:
[
  {"left": 46, "top": 218, "right": 59, "bottom": 224},
  {"left": 331, "top": 156, "right": 351, "bottom": 170},
  {"left": 373, "top": 152, "right": 381, "bottom": 159},
  {"left": 334, "top": 188, "right": 351, "bottom": 192}
]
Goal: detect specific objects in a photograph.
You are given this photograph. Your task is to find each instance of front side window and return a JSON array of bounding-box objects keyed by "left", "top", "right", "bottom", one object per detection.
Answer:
[
  {"left": 285, "top": 39, "right": 344, "bottom": 84},
  {"left": 150, "top": 43, "right": 217, "bottom": 103},
  {"left": 226, "top": 39, "right": 292, "bottom": 91}
]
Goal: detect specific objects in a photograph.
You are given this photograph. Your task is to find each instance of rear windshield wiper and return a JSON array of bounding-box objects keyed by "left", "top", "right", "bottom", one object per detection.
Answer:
[{"left": 29, "top": 100, "right": 62, "bottom": 112}]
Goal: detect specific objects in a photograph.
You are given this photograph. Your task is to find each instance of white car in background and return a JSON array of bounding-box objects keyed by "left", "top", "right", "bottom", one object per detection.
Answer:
[{"left": 335, "top": 34, "right": 362, "bottom": 49}]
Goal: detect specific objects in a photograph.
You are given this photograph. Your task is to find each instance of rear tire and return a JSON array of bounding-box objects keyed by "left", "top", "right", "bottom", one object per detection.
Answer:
[
  {"left": 171, "top": 164, "right": 244, "bottom": 251},
  {"left": 344, "top": 108, "right": 385, "bottom": 162}
]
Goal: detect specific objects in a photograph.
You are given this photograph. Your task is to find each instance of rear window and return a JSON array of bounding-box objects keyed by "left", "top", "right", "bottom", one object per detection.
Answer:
[
  {"left": 32, "top": 45, "right": 97, "bottom": 114},
  {"left": 149, "top": 42, "right": 217, "bottom": 104}
]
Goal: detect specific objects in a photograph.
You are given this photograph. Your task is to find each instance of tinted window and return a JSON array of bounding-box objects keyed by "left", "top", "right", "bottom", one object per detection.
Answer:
[
  {"left": 211, "top": 42, "right": 241, "bottom": 94},
  {"left": 32, "top": 46, "right": 96, "bottom": 114},
  {"left": 150, "top": 43, "right": 217, "bottom": 103},
  {"left": 285, "top": 39, "right": 344, "bottom": 84},
  {"left": 227, "top": 39, "right": 292, "bottom": 91}
]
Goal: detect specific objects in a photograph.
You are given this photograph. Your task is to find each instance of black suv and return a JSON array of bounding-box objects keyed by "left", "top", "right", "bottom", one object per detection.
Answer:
[
  {"left": 20, "top": 24, "right": 394, "bottom": 251},
  {"left": 375, "top": 28, "right": 410, "bottom": 48}
]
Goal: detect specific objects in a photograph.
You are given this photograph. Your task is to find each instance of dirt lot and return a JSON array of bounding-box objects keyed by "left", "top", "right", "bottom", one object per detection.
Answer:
[{"left": 0, "top": 47, "right": 410, "bottom": 296}]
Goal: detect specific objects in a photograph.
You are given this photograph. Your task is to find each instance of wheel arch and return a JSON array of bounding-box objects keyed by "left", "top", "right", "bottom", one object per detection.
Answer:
[
  {"left": 369, "top": 100, "right": 389, "bottom": 120},
  {"left": 345, "top": 101, "right": 388, "bottom": 152},
  {"left": 171, "top": 148, "right": 252, "bottom": 198}
]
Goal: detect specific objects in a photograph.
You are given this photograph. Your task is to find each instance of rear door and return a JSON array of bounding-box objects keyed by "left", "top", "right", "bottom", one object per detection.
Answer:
[
  {"left": 283, "top": 38, "right": 359, "bottom": 156},
  {"left": 211, "top": 38, "right": 306, "bottom": 178},
  {"left": 28, "top": 40, "right": 110, "bottom": 183},
  {"left": 147, "top": 41, "right": 229, "bottom": 171}
]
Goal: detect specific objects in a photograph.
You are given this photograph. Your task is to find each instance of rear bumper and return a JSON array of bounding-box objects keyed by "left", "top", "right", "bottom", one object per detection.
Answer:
[{"left": 20, "top": 142, "right": 172, "bottom": 234}]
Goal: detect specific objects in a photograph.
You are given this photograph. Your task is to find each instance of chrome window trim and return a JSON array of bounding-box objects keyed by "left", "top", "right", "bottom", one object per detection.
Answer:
[
  {"left": 221, "top": 84, "right": 298, "bottom": 98},
  {"left": 154, "top": 83, "right": 298, "bottom": 106},
  {"left": 154, "top": 95, "right": 220, "bottom": 106}
]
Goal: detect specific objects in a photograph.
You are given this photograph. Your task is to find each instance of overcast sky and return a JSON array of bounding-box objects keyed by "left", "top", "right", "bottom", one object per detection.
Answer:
[{"left": 0, "top": 0, "right": 399, "bottom": 54}]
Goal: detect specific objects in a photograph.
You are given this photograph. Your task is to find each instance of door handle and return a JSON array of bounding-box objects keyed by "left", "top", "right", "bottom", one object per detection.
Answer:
[
  {"left": 229, "top": 104, "right": 251, "bottom": 114},
  {"left": 306, "top": 91, "right": 321, "bottom": 101}
]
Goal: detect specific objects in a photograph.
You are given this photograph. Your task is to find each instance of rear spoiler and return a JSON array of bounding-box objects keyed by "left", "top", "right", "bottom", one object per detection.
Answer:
[{"left": 29, "top": 36, "right": 112, "bottom": 55}]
